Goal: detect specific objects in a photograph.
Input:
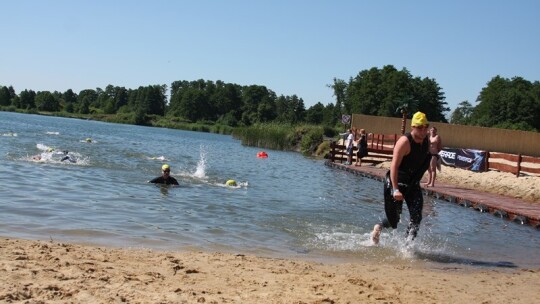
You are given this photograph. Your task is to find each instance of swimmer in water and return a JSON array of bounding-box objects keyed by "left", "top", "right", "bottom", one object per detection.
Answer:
[
  {"left": 148, "top": 164, "right": 179, "bottom": 185},
  {"left": 60, "top": 151, "right": 77, "bottom": 163},
  {"left": 225, "top": 179, "right": 237, "bottom": 186}
]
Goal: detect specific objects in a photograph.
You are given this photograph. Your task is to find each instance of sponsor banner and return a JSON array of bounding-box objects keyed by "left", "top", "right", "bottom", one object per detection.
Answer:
[{"left": 439, "top": 148, "right": 487, "bottom": 172}]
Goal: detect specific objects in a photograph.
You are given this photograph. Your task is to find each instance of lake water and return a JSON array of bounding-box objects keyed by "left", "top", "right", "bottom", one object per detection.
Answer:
[{"left": 1, "top": 111, "right": 539, "bottom": 268}]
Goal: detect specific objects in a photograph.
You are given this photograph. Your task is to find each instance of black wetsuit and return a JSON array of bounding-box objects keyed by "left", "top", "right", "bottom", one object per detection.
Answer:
[
  {"left": 382, "top": 132, "right": 430, "bottom": 239},
  {"left": 149, "top": 176, "right": 179, "bottom": 185}
]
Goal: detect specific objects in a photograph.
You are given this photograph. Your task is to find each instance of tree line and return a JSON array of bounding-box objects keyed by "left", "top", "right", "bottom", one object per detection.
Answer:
[
  {"left": 0, "top": 81, "right": 340, "bottom": 127},
  {"left": 1, "top": 65, "right": 538, "bottom": 131},
  {"left": 450, "top": 76, "right": 540, "bottom": 131}
]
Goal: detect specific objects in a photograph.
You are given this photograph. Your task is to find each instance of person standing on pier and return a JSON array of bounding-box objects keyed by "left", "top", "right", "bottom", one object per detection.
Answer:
[
  {"left": 425, "top": 126, "right": 442, "bottom": 187},
  {"left": 354, "top": 129, "right": 368, "bottom": 166},
  {"left": 344, "top": 128, "right": 355, "bottom": 165},
  {"left": 371, "top": 112, "right": 431, "bottom": 244}
]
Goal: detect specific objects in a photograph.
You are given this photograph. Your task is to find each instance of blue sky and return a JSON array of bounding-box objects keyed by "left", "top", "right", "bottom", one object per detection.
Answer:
[{"left": 1, "top": 0, "right": 539, "bottom": 115}]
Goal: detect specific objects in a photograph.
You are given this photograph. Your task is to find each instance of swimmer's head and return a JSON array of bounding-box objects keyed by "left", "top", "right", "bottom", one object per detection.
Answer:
[
  {"left": 225, "top": 179, "right": 237, "bottom": 186},
  {"left": 85, "top": 138, "right": 92, "bottom": 142},
  {"left": 411, "top": 112, "right": 429, "bottom": 127},
  {"left": 162, "top": 164, "right": 170, "bottom": 171},
  {"left": 46, "top": 148, "right": 54, "bottom": 152}
]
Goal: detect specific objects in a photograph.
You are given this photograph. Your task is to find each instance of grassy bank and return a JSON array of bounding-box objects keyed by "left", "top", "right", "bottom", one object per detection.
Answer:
[{"left": 232, "top": 123, "right": 338, "bottom": 156}]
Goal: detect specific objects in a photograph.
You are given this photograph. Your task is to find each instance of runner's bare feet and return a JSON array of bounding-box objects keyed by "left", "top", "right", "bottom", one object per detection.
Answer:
[{"left": 371, "top": 224, "right": 382, "bottom": 245}]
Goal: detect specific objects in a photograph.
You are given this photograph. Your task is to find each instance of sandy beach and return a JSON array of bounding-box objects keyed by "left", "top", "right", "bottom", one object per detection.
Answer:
[
  {"left": 1, "top": 237, "right": 538, "bottom": 303},
  {"left": 1, "top": 166, "right": 539, "bottom": 303},
  {"left": 433, "top": 166, "right": 540, "bottom": 204}
]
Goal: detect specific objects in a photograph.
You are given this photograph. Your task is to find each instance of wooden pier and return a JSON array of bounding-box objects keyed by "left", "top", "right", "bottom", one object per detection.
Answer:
[{"left": 325, "top": 160, "right": 540, "bottom": 228}]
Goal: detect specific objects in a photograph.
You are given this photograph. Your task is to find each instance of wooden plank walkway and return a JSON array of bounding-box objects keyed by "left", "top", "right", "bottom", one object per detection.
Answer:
[{"left": 325, "top": 160, "right": 540, "bottom": 228}]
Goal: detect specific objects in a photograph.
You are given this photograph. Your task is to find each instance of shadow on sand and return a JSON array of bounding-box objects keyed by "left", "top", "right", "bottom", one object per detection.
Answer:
[{"left": 414, "top": 251, "right": 517, "bottom": 268}]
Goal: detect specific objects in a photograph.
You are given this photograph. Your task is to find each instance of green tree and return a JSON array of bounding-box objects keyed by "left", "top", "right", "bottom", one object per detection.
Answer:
[
  {"left": 19, "top": 89, "right": 36, "bottom": 109},
  {"left": 79, "top": 96, "right": 91, "bottom": 114},
  {"left": 0, "top": 86, "right": 11, "bottom": 106},
  {"left": 210, "top": 81, "right": 242, "bottom": 120},
  {"left": 322, "top": 103, "right": 338, "bottom": 126},
  {"left": 328, "top": 78, "right": 347, "bottom": 116},
  {"left": 305, "top": 102, "right": 325, "bottom": 124},
  {"left": 450, "top": 101, "right": 474, "bottom": 124},
  {"left": 63, "top": 89, "right": 77, "bottom": 113},
  {"left": 77, "top": 89, "right": 98, "bottom": 113},
  {"left": 241, "top": 85, "right": 275, "bottom": 125},
  {"left": 413, "top": 77, "right": 448, "bottom": 122},
  {"left": 470, "top": 76, "right": 539, "bottom": 131},
  {"left": 35, "top": 91, "right": 60, "bottom": 111},
  {"left": 344, "top": 65, "right": 449, "bottom": 122}
]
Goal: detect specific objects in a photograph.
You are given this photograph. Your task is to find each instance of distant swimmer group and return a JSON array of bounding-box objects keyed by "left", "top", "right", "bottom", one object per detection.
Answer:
[{"left": 149, "top": 164, "right": 179, "bottom": 185}]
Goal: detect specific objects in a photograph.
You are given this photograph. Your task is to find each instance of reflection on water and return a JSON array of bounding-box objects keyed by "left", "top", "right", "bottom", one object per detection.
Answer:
[{"left": 0, "top": 111, "right": 539, "bottom": 269}]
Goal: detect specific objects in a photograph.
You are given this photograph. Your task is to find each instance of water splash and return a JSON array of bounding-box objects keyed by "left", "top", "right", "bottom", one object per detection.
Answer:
[
  {"left": 193, "top": 145, "right": 207, "bottom": 179},
  {"left": 147, "top": 156, "right": 168, "bottom": 161},
  {"left": 312, "top": 231, "right": 373, "bottom": 250},
  {"left": 37, "top": 143, "right": 53, "bottom": 151},
  {"left": 31, "top": 143, "right": 89, "bottom": 165}
]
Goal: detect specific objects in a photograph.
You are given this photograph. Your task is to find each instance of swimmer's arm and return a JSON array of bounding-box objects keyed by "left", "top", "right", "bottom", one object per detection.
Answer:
[{"left": 390, "top": 136, "right": 409, "bottom": 198}]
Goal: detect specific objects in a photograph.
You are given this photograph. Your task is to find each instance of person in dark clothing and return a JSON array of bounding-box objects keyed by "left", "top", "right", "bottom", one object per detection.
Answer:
[
  {"left": 354, "top": 129, "right": 368, "bottom": 166},
  {"left": 371, "top": 112, "right": 431, "bottom": 244},
  {"left": 149, "top": 164, "right": 179, "bottom": 185}
]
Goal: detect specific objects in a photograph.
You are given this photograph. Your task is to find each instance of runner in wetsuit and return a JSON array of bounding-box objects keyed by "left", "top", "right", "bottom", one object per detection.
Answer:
[
  {"left": 371, "top": 112, "right": 431, "bottom": 244},
  {"left": 149, "top": 164, "right": 179, "bottom": 185}
]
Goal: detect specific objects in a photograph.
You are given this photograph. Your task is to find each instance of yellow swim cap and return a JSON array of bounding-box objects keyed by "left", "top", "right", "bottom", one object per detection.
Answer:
[
  {"left": 47, "top": 148, "right": 53, "bottom": 152},
  {"left": 162, "top": 164, "right": 170, "bottom": 171},
  {"left": 411, "top": 112, "right": 428, "bottom": 127},
  {"left": 225, "top": 179, "right": 237, "bottom": 186}
]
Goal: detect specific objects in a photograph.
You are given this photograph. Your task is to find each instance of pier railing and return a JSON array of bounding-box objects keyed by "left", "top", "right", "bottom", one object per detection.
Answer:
[
  {"left": 329, "top": 133, "right": 397, "bottom": 165},
  {"left": 487, "top": 152, "right": 540, "bottom": 177},
  {"left": 329, "top": 133, "right": 540, "bottom": 177}
]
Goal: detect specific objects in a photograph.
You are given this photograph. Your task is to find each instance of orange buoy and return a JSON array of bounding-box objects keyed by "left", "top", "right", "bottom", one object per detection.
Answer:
[{"left": 257, "top": 151, "right": 268, "bottom": 158}]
